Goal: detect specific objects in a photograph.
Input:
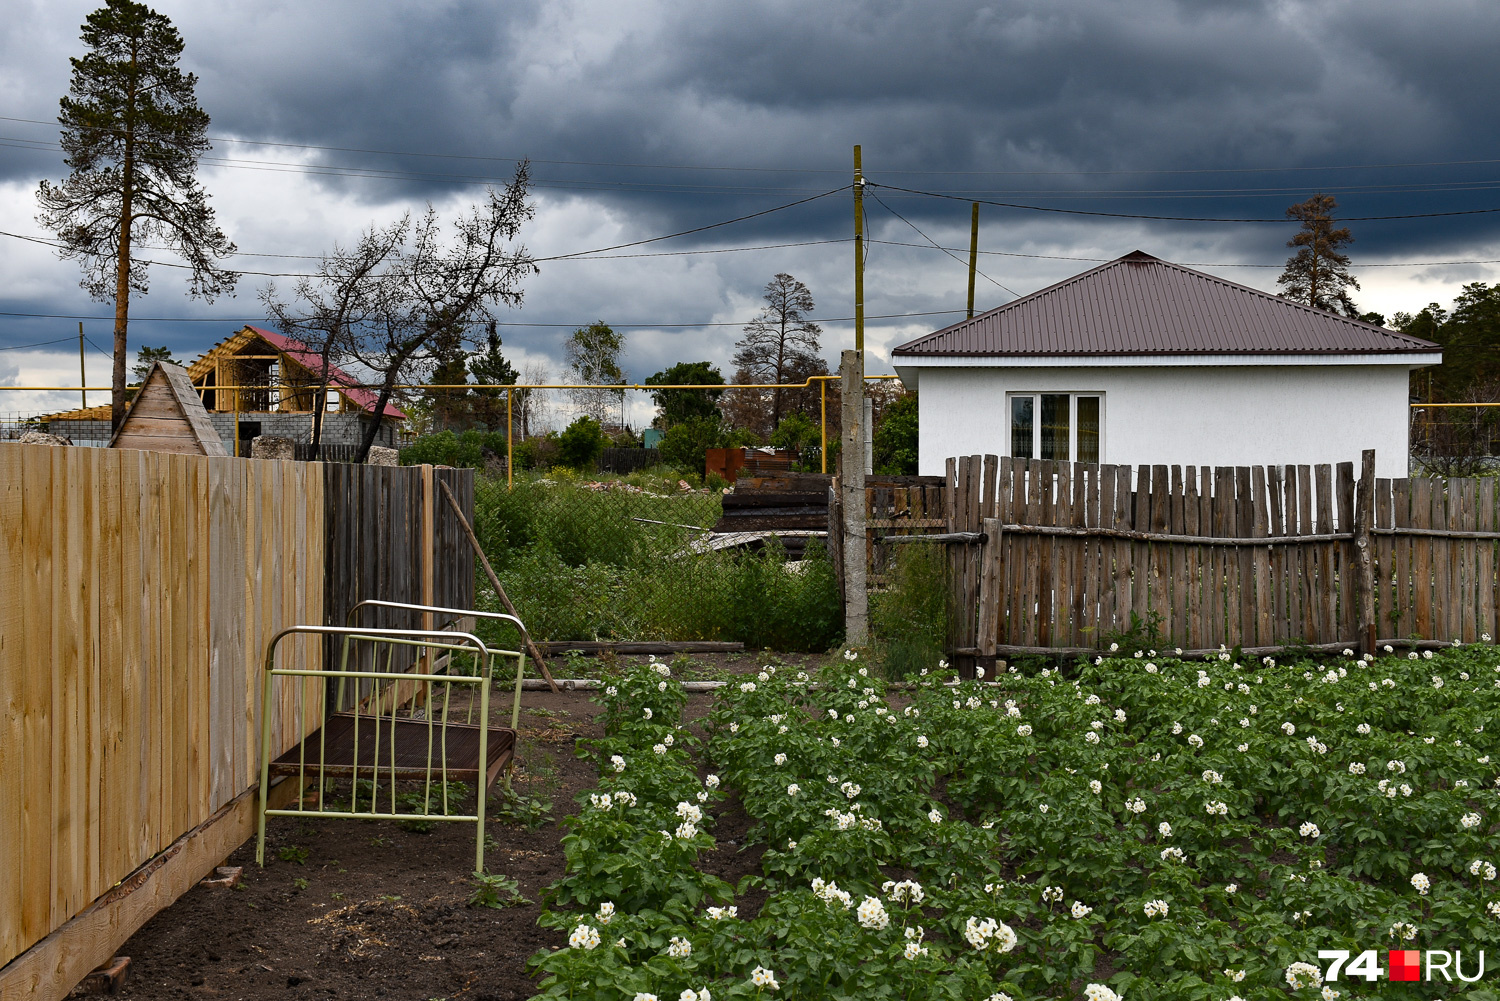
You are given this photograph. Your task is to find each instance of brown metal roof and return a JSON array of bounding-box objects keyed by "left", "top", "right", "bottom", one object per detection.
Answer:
[{"left": 891, "top": 251, "right": 1441, "bottom": 358}]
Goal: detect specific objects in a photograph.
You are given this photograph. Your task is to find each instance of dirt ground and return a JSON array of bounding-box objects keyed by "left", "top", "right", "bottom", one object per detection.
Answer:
[{"left": 106, "top": 655, "right": 786, "bottom": 1001}]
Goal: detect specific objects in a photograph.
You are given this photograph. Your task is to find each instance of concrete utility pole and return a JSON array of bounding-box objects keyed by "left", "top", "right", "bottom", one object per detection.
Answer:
[
  {"left": 840, "top": 349, "right": 868, "bottom": 645},
  {"left": 841, "top": 144, "right": 869, "bottom": 646},
  {"left": 967, "top": 203, "right": 979, "bottom": 319}
]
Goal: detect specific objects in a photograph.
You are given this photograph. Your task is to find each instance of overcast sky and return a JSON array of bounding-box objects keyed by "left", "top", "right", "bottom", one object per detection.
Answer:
[{"left": 3, "top": 0, "right": 1500, "bottom": 424}]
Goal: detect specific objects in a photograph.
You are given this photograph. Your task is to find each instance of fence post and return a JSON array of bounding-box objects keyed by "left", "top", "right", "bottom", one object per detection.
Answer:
[
  {"left": 978, "top": 516, "right": 1002, "bottom": 665},
  {"left": 839, "top": 351, "right": 868, "bottom": 646},
  {"left": 1354, "top": 449, "right": 1378, "bottom": 654}
]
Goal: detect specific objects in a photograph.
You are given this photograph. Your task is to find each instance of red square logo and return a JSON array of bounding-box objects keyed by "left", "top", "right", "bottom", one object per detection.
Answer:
[{"left": 1389, "top": 950, "right": 1421, "bottom": 981}]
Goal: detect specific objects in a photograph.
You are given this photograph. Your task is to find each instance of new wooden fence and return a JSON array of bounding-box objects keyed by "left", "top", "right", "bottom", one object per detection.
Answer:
[
  {"left": 0, "top": 443, "right": 473, "bottom": 986},
  {"left": 920, "top": 452, "right": 1500, "bottom": 659}
]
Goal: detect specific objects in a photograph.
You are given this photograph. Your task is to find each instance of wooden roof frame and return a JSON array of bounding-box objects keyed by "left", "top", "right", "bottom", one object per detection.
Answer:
[{"left": 107, "top": 361, "right": 228, "bottom": 456}]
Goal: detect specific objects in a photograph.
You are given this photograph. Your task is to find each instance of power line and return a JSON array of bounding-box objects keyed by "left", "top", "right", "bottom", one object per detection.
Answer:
[
  {"left": 0, "top": 308, "right": 965, "bottom": 329},
  {"left": 869, "top": 181, "right": 1500, "bottom": 223},
  {"left": 868, "top": 192, "right": 1020, "bottom": 297},
  {"left": 864, "top": 239, "right": 1500, "bottom": 268},
  {"left": 0, "top": 335, "right": 77, "bottom": 351},
  {"left": 8, "top": 113, "right": 1500, "bottom": 177}
]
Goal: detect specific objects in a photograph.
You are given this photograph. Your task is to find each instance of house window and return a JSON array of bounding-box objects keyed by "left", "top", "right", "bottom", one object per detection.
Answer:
[{"left": 1007, "top": 393, "right": 1102, "bottom": 462}]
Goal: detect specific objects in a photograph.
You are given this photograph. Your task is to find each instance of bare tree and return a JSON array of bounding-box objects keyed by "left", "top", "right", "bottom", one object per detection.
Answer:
[
  {"left": 37, "top": 0, "right": 236, "bottom": 428},
  {"left": 261, "top": 219, "right": 406, "bottom": 452},
  {"left": 345, "top": 166, "right": 537, "bottom": 462},
  {"left": 732, "top": 273, "right": 823, "bottom": 435},
  {"left": 1277, "top": 194, "right": 1360, "bottom": 317}
]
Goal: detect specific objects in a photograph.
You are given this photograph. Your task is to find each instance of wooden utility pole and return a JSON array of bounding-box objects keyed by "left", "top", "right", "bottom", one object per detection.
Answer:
[
  {"left": 841, "top": 144, "right": 869, "bottom": 646},
  {"left": 78, "top": 322, "right": 87, "bottom": 409},
  {"left": 967, "top": 203, "right": 980, "bottom": 319}
]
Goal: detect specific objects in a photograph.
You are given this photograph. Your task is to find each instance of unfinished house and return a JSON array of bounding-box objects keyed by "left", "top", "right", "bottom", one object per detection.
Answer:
[{"left": 185, "top": 326, "right": 406, "bottom": 455}]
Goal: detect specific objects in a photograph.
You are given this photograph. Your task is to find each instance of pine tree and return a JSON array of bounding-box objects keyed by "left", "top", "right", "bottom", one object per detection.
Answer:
[
  {"left": 732, "top": 273, "right": 823, "bottom": 435},
  {"left": 37, "top": 0, "right": 236, "bottom": 428},
  {"left": 1276, "top": 194, "right": 1360, "bottom": 317}
]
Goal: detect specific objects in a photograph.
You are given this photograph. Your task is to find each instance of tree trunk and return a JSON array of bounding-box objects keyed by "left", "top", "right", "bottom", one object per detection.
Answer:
[{"left": 111, "top": 61, "right": 138, "bottom": 432}]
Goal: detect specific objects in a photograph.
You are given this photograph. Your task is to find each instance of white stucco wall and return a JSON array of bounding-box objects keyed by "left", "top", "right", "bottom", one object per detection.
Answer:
[{"left": 904, "top": 362, "right": 1417, "bottom": 480}]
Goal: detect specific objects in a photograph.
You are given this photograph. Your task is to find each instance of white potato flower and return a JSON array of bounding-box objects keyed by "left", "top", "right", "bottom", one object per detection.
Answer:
[
  {"left": 1126, "top": 797, "right": 1147, "bottom": 814},
  {"left": 1225, "top": 969, "right": 1245, "bottom": 982},
  {"left": 1188, "top": 734, "right": 1204, "bottom": 748},
  {"left": 928, "top": 808, "right": 943, "bottom": 824},
  {"left": 1282, "top": 722, "right": 1296, "bottom": 735},
  {"left": 917, "top": 735, "right": 929, "bottom": 748},
  {"left": 1017, "top": 724, "right": 1033, "bottom": 737},
  {"left": 643, "top": 707, "right": 654, "bottom": 720},
  {"left": 1411, "top": 872, "right": 1431, "bottom": 894},
  {"left": 1172, "top": 722, "right": 1184, "bottom": 734},
  {"left": 1299, "top": 821, "right": 1320, "bottom": 838},
  {"left": 856, "top": 895, "right": 890, "bottom": 929},
  {"left": 749, "top": 967, "right": 779, "bottom": 990},
  {"left": 1071, "top": 900, "right": 1092, "bottom": 918},
  {"left": 1090, "top": 779, "right": 1102, "bottom": 794},
  {"left": 1085, "top": 731, "right": 1101, "bottom": 744},
  {"left": 1285, "top": 961, "right": 1322, "bottom": 989},
  {"left": 1160, "top": 847, "right": 1185, "bottom": 862},
  {"left": 1083, "top": 985, "right": 1119, "bottom": 1001},
  {"left": 1348, "top": 762, "right": 1366, "bottom": 775},
  {"left": 774, "top": 753, "right": 787, "bottom": 766},
  {"left": 596, "top": 901, "right": 615, "bottom": 924},
  {"left": 1237, "top": 743, "right": 1250, "bottom": 753},
  {"left": 653, "top": 743, "right": 667, "bottom": 756},
  {"left": 786, "top": 783, "right": 799, "bottom": 796},
  {"left": 1462, "top": 812, "right": 1483, "bottom": 829},
  {"left": 1143, "top": 898, "right": 1170, "bottom": 918},
  {"left": 1202, "top": 769, "right": 1223, "bottom": 784},
  {"left": 1205, "top": 800, "right": 1228, "bottom": 816},
  {"left": 569, "top": 924, "right": 601, "bottom": 950},
  {"left": 1158, "top": 821, "right": 1173, "bottom": 837}
]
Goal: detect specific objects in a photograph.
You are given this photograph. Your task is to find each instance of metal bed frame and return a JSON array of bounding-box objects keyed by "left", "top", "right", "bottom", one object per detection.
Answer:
[{"left": 255, "top": 606, "right": 532, "bottom": 872}]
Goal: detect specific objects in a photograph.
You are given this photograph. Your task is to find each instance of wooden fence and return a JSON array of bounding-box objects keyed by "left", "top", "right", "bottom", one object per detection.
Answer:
[
  {"left": 916, "top": 452, "right": 1500, "bottom": 659},
  {"left": 0, "top": 443, "right": 473, "bottom": 985}
]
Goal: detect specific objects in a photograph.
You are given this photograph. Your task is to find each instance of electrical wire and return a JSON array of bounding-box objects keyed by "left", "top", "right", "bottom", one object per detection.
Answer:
[
  {"left": 0, "top": 308, "right": 965, "bottom": 329},
  {"left": 0, "top": 335, "right": 78, "bottom": 351},
  {"left": 868, "top": 191, "right": 1019, "bottom": 297},
  {"left": 7, "top": 113, "right": 1500, "bottom": 177},
  {"left": 868, "top": 181, "right": 1500, "bottom": 223},
  {"left": 864, "top": 239, "right": 1500, "bottom": 268}
]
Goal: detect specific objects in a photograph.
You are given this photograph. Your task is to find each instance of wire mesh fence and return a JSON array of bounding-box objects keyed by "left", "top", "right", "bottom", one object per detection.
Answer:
[{"left": 467, "top": 471, "right": 842, "bottom": 651}]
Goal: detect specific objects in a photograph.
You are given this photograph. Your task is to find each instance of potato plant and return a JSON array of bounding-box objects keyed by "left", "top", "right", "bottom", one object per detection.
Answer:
[{"left": 530, "top": 646, "right": 1500, "bottom": 1001}]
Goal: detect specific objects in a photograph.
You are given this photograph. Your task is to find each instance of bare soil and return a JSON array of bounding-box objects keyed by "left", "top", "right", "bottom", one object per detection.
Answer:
[{"left": 107, "top": 673, "right": 767, "bottom": 1001}]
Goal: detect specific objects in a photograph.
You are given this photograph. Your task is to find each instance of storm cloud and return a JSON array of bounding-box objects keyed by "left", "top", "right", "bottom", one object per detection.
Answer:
[{"left": 2, "top": 0, "right": 1498, "bottom": 417}]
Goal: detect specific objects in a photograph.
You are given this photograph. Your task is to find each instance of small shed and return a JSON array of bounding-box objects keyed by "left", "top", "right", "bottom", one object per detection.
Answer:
[
  {"left": 108, "top": 361, "right": 228, "bottom": 456},
  {"left": 891, "top": 251, "right": 1442, "bottom": 479}
]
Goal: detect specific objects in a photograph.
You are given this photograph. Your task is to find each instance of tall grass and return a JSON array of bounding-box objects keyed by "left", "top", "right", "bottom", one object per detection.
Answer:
[
  {"left": 870, "top": 543, "right": 950, "bottom": 678},
  {"left": 469, "top": 474, "right": 842, "bottom": 652}
]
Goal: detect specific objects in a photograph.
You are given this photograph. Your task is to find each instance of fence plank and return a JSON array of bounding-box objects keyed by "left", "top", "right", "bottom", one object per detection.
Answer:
[
  {"left": 1267, "top": 467, "right": 1285, "bottom": 646},
  {"left": 1114, "top": 465, "right": 1134, "bottom": 645},
  {"left": 1252, "top": 467, "right": 1272, "bottom": 646},
  {"left": 1071, "top": 464, "right": 1088, "bottom": 648},
  {"left": 1235, "top": 467, "right": 1254, "bottom": 646},
  {"left": 1476, "top": 480, "right": 1488, "bottom": 639},
  {"left": 20, "top": 445, "right": 55, "bottom": 947},
  {"left": 1336, "top": 461, "right": 1355, "bottom": 642},
  {"left": 1183, "top": 467, "right": 1201, "bottom": 650},
  {"left": 0, "top": 445, "right": 25, "bottom": 963},
  {"left": 1433, "top": 479, "right": 1452, "bottom": 643},
  {"left": 1054, "top": 462, "right": 1073, "bottom": 647}
]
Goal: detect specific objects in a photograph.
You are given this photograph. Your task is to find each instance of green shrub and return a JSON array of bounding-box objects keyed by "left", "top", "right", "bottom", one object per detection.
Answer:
[
  {"left": 873, "top": 391, "right": 918, "bottom": 475},
  {"left": 398, "top": 428, "right": 506, "bottom": 468},
  {"left": 555, "top": 417, "right": 606, "bottom": 470},
  {"left": 871, "top": 541, "right": 949, "bottom": 678}
]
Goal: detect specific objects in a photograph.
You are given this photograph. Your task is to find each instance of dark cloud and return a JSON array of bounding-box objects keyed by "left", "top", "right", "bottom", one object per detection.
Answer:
[{"left": 3, "top": 0, "right": 1500, "bottom": 411}]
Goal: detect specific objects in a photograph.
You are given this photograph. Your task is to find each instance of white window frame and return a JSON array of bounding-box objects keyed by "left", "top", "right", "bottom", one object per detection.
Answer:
[{"left": 1006, "top": 391, "right": 1105, "bottom": 462}]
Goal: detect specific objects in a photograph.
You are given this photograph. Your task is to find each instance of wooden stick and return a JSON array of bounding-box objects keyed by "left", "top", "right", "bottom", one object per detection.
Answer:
[{"left": 439, "top": 480, "right": 559, "bottom": 693}]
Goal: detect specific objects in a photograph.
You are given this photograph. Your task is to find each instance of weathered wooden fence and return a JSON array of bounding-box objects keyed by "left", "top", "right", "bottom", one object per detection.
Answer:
[
  {"left": 0, "top": 443, "right": 472, "bottom": 991},
  {"left": 918, "top": 452, "right": 1500, "bottom": 660}
]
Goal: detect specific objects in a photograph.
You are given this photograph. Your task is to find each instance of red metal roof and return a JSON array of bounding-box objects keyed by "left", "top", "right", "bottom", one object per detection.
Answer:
[
  {"left": 243, "top": 326, "right": 407, "bottom": 419},
  {"left": 892, "top": 251, "right": 1441, "bottom": 359}
]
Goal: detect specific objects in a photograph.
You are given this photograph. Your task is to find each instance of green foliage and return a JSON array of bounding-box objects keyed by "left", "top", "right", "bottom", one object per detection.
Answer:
[
  {"left": 529, "top": 644, "right": 1500, "bottom": 1001},
  {"left": 469, "top": 870, "right": 531, "bottom": 909},
  {"left": 276, "top": 845, "right": 310, "bottom": 865},
  {"left": 491, "top": 786, "right": 555, "bottom": 828},
  {"left": 291, "top": 877, "right": 309, "bottom": 892},
  {"left": 469, "top": 321, "right": 519, "bottom": 387},
  {"left": 871, "top": 542, "right": 950, "bottom": 679},
  {"left": 1399, "top": 283, "right": 1500, "bottom": 402},
  {"left": 769, "top": 412, "right": 817, "bottom": 451},
  {"left": 658, "top": 415, "right": 726, "bottom": 474},
  {"left": 646, "top": 362, "right": 725, "bottom": 428},
  {"left": 873, "top": 392, "right": 919, "bottom": 475},
  {"left": 398, "top": 428, "right": 506, "bottom": 468},
  {"left": 556, "top": 416, "right": 607, "bottom": 471},
  {"left": 132, "top": 345, "right": 180, "bottom": 382}
]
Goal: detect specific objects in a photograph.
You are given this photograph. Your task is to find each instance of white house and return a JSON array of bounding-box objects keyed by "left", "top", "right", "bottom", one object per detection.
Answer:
[{"left": 890, "top": 251, "right": 1440, "bottom": 480}]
